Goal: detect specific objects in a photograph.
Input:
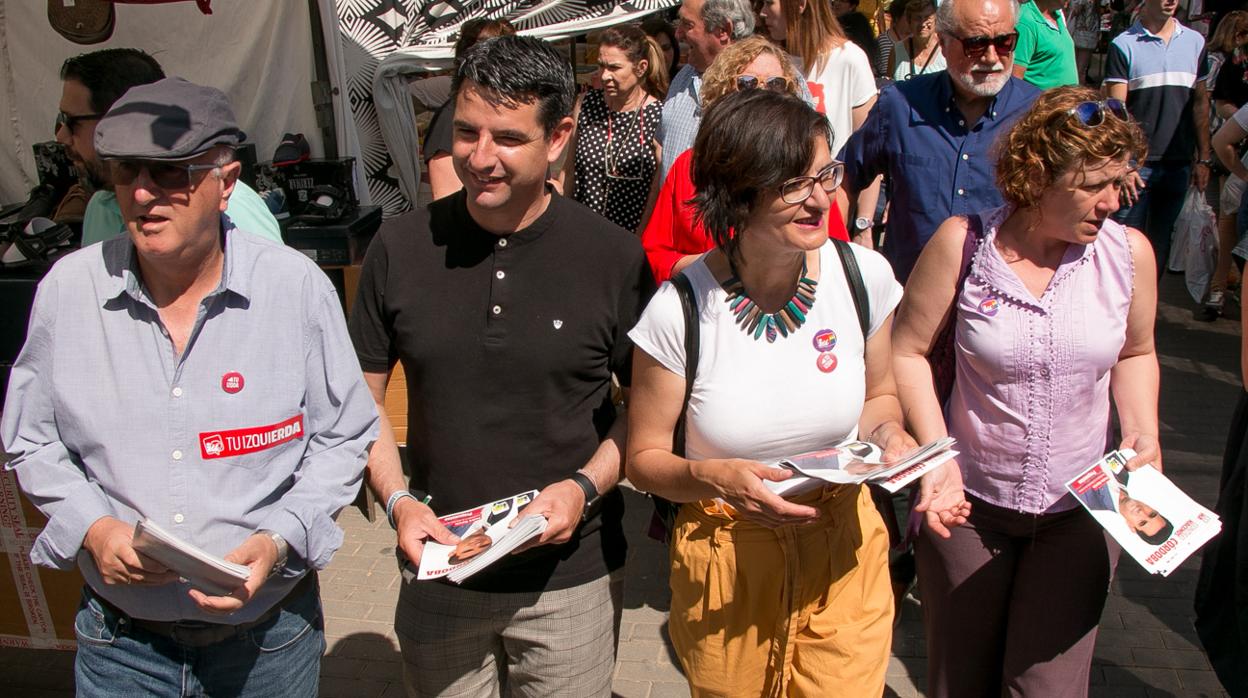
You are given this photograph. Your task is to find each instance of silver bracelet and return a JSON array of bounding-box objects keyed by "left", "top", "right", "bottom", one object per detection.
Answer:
[{"left": 386, "top": 490, "right": 418, "bottom": 530}]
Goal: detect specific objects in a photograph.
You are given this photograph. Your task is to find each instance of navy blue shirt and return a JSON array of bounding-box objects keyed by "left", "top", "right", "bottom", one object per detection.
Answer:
[{"left": 841, "top": 73, "right": 1040, "bottom": 281}]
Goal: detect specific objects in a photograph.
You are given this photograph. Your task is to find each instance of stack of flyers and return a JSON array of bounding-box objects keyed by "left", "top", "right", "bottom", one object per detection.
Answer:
[
  {"left": 1066, "top": 449, "right": 1222, "bottom": 577},
  {"left": 416, "top": 490, "right": 549, "bottom": 583},
  {"left": 763, "top": 437, "right": 959, "bottom": 498}
]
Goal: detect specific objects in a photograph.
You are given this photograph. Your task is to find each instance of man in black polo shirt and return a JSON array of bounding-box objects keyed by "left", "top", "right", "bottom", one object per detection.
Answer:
[{"left": 349, "top": 35, "right": 651, "bottom": 697}]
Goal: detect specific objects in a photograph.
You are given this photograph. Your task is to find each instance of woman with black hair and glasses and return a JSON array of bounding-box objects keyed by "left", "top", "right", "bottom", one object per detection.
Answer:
[
  {"left": 639, "top": 35, "right": 850, "bottom": 284},
  {"left": 892, "top": 86, "right": 1160, "bottom": 697},
  {"left": 627, "top": 87, "right": 923, "bottom": 697}
]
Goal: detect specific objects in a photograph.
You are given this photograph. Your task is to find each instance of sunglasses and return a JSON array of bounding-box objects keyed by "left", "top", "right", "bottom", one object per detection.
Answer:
[
  {"left": 735, "top": 74, "right": 793, "bottom": 93},
  {"left": 55, "top": 110, "right": 105, "bottom": 133},
  {"left": 109, "top": 160, "right": 220, "bottom": 190},
  {"left": 779, "top": 161, "right": 845, "bottom": 204},
  {"left": 1066, "top": 99, "right": 1130, "bottom": 126},
  {"left": 953, "top": 31, "right": 1019, "bottom": 59}
]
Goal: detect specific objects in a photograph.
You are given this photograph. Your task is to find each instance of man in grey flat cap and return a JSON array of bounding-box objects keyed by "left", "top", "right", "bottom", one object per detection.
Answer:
[{"left": 1, "top": 77, "right": 379, "bottom": 696}]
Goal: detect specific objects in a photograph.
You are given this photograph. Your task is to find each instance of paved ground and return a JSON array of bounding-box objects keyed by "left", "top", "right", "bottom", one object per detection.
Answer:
[{"left": 1, "top": 273, "right": 1241, "bottom": 697}]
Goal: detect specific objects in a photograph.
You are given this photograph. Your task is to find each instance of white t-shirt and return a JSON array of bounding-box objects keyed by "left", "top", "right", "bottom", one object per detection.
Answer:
[
  {"left": 629, "top": 240, "right": 903, "bottom": 464},
  {"left": 801, "top": 43, "right": 878, "bottom": 155}
]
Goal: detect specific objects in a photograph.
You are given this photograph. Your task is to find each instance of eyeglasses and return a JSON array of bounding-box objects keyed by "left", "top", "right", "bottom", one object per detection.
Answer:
[
  {"left": 779, "top": 161, "right": 845, "bottom": 204},
  {"left": 1066, "top": 99, "right": 1130, "bottom": 127},
  {"left": 109, "top": 160, "right": 219, "bottom": 190},
  {"left": 952, "top": 31, "right": 1020, "bottom": 59},
  {"left": 735, "top": 74, "right": 793, "bottom": 93},
  {"left": 55, "top": 111, "right": 105, "bottom": 134}
]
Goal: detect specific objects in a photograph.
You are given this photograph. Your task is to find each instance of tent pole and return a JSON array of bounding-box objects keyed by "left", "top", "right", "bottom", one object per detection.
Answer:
[{"left": 308, "top": 0, "right": 339, "bottom": 158}]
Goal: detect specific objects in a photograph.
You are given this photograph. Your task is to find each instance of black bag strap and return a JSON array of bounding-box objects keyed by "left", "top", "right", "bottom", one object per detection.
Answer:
[
  {"left": 833, "top": 238, "right": 871, "bottom": 339},
  {"left": 670, "top": 271, "right": 699, "bottom": 457}
]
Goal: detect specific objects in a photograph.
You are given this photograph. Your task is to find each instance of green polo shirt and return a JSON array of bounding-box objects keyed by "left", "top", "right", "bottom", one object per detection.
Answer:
[{"left": 1015, "top": 1, "right": 1078, "bottom": 90}]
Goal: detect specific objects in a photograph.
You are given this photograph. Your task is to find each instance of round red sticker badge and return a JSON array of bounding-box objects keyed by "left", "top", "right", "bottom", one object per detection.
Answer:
[
  {"left": 816, "top": 352, "right": 838, "bottom": 373},
  {"left": 812, "top": 329, "right": 837, "bottom": 352},
  {"left": 221, "top": 372, "right": 245, "bottom": 394},
  {"left": 979, "top": 296, "right": 1001, "bottom": 317}
]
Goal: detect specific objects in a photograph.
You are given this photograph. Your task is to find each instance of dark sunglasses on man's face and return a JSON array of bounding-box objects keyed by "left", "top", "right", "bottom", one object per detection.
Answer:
[
  {"left": 1066, "top": 99, "right": 1131, "bottom": 127},
  {"left": 109, "top": 160, "right": 219, "bottom": 191},
  {"left": 954, "top": 31, "right": 1019, "bottom": 59},
  {"left": 736, "top": 74, "right": 792, "bottom": 93},
  {"left": 55, "top": 110, "right": 105, "bottom": 133}
]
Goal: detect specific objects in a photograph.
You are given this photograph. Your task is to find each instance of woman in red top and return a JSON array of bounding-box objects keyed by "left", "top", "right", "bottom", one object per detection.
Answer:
[{"left": 642, "top": 36, "right": 849, "bottom": 283}]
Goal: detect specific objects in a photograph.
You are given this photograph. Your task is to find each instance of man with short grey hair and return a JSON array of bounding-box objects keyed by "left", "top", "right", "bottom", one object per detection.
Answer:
[
  {"left": 2, "top": 77, "right": 379, "bottom": 696},
  {"left": 843, "top": 0, "right": 1037, "bottom": 281},
  {"left": 656, "top": 0, "right": 755, "bottom": 182}
]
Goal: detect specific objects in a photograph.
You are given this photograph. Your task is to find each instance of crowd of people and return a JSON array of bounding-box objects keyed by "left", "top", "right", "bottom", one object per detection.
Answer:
[{"left": 4, "top": 0, "right": 1248, "bottom": 695}]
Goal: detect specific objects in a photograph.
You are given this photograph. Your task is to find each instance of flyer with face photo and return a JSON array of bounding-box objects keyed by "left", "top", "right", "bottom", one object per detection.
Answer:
[
  {"left": 763, "top": 437, "right": 959, "bottom": 498},
  {"left": 1066, "top": 449, "right": 1222, "bottom": 576},
  {"left": 416, "top": 490, "right": 545, "bottom": 581}
]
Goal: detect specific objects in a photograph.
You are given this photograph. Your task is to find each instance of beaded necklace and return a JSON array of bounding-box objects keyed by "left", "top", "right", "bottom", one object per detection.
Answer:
[{"left": 722, "top": 257, "right": 818, "bottom": 343}]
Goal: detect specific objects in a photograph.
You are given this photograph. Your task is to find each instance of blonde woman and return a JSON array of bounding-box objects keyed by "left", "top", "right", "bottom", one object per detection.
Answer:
[{"left": 760, "top": 0, "right": 878, "bottom": 154}]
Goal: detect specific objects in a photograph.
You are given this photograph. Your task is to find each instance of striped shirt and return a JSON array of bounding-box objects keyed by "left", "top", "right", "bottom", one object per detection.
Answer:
[{"left": 1105, "top": 19, "right": 1208, "bottom": 163}]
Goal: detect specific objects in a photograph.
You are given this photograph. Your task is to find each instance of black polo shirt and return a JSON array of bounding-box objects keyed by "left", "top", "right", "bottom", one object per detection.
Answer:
[{"left": 349, "top": 190, "right": 651, "bottom": 593}]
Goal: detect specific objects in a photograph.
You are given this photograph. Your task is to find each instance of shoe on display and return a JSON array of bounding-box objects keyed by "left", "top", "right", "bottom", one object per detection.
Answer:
[
  {"left": 272, "top": 133, "right": 310, "bottom": 167},
  {"left": 1, "top": 217, "right": 74, "bottom": 267}
]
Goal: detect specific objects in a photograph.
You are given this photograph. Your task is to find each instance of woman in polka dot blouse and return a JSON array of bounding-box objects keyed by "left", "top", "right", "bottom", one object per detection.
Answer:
[{"left": 560, "top": 24, "right": 668, "bottom": 232}]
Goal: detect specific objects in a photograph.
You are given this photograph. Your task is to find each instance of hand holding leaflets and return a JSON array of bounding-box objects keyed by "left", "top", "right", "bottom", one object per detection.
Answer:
[
  {"left": 762, "top": 437, "right": 960, "bottom": 498},
  {"left": 1067, "top": 449, "right": 1219, "bottom": 576},
  {"left": 417, "top": 491, "right": 549, "bottom": 583}
]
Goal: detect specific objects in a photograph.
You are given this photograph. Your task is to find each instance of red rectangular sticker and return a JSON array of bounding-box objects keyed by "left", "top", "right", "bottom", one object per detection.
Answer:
[{"left": 199, "top": 415, "right": 304, "bottom": 460}]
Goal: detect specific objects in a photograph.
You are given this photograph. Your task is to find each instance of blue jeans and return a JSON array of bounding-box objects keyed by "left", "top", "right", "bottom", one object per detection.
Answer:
[
  {"left": 74, "top": 581, "right": 324, "bottom": 697},
  {"left": 1112, "top": 162, "right": 1192, "bottom": 276}
]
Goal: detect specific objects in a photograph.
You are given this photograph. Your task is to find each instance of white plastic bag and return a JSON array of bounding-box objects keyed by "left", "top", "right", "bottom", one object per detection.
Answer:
[
  {"left": 1167, "top": 188, "right": 1202, "bottom": 272},
  {"left": 1176, "top": 187, "right": 1217, "bottom": 303}
]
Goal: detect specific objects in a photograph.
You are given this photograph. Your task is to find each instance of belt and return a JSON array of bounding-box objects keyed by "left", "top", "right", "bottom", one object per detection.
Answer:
[{"left": 91, "top": 572, "right": 316, "bottom": 648}]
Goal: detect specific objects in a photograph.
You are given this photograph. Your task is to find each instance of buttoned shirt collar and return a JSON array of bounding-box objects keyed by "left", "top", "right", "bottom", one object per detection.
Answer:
[{"left": 102, "top": 213, "right": 251, "bottom": 308}]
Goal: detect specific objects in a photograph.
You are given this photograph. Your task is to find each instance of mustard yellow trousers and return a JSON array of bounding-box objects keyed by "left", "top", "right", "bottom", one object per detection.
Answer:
[{"left": 668, "top": 484, "right": 893, "bottom": 697}]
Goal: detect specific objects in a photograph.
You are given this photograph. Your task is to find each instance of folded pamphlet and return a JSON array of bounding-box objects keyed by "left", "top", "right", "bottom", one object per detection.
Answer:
[
  {"left": 1066, "top": 449, "right": 1221, "bottom": 576},
  {"left": 131, "top": 519, "right": 251, "bottom": 595},
  {"left": 417, "top": 490, "right": 548, "bottom": 583},
  {"left": 763, "top": 437, "right": 959, "bottom": 498}
]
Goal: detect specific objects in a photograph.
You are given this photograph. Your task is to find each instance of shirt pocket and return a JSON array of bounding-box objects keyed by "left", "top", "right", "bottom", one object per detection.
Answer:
[
  {"left": 198, "top": 361, "right": 306, "bottom": 471},
  {"left": 896, "top": 153, "right": 946, "bottom": 215}
]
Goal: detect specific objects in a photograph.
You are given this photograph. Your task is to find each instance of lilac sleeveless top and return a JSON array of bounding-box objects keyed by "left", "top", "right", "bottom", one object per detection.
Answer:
[{"left": 948, "top": 206, "right": 1135, "bottom": 514}]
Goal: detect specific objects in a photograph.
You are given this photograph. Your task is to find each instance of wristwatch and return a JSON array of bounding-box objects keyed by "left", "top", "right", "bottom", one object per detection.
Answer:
[
  {"left": 257, "top": 529, "right": 289, "bottom": 578},
  {"left": 853, "top": 216, "right": 872, "bottom": 234},
  {"left": 568, "top": 471, "right": 603, "bottom": 522}
]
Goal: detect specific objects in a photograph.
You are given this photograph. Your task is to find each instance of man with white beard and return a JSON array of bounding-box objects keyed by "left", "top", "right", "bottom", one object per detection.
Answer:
[{"left": 841, "top": 0, "right": 1040, "bottom": 282}]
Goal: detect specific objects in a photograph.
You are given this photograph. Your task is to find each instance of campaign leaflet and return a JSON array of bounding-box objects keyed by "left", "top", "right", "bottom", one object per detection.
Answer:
[
  {"left": 1066, "top": 449, "right": 1222, "bottom": 577},
  {"left": 416, "top": 490, "right": 546, "bottom": 582},
  {"left": 763, "top": 437, "right": 959, "bottom": 498}
]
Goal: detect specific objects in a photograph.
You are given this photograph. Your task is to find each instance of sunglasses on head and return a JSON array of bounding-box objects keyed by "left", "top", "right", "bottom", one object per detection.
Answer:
[
  {"left": 109, "top": 160, "right": 220, "bottom": 190},
  {"left": 55, "top": 110, "right": 105, "bottom": 133},
  {"left": 953, "top": 31, "right": 1019, "bottom": 58},
  {"left": 735, "top": 74, "right": 792, "bottom": 93},
  {"left": 779, "top": 161, "right": 845, "bottom": 205},
  {"left": 1066, "top": 99, "right": 1130, "bottom": 127}
]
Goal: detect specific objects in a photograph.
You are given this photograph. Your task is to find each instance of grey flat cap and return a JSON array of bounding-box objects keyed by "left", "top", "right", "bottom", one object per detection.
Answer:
[{"left": 94, "top": 77, "right": 245, "bottom": 161}]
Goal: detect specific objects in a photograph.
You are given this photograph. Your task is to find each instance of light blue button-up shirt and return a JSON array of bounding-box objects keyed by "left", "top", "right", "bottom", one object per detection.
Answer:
[{"left": 1, "top": 217, "right": 379, "bottom": 623}]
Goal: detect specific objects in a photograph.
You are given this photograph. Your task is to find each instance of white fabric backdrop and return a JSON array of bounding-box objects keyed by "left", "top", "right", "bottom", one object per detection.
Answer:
[{"left": 0, "top": 0, "right": 328, "bottom": 203}]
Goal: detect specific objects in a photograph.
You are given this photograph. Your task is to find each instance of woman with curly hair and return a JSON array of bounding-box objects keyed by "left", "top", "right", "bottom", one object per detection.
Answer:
[
  {"left": 628, "top": 87, "right": 916, "bottom": 696},
  {"left": 640, "top": 35, "right": 849, "bottom": 283},
  {"left": 892, "top": 85, "right": 1160, "bottom": 696}
]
